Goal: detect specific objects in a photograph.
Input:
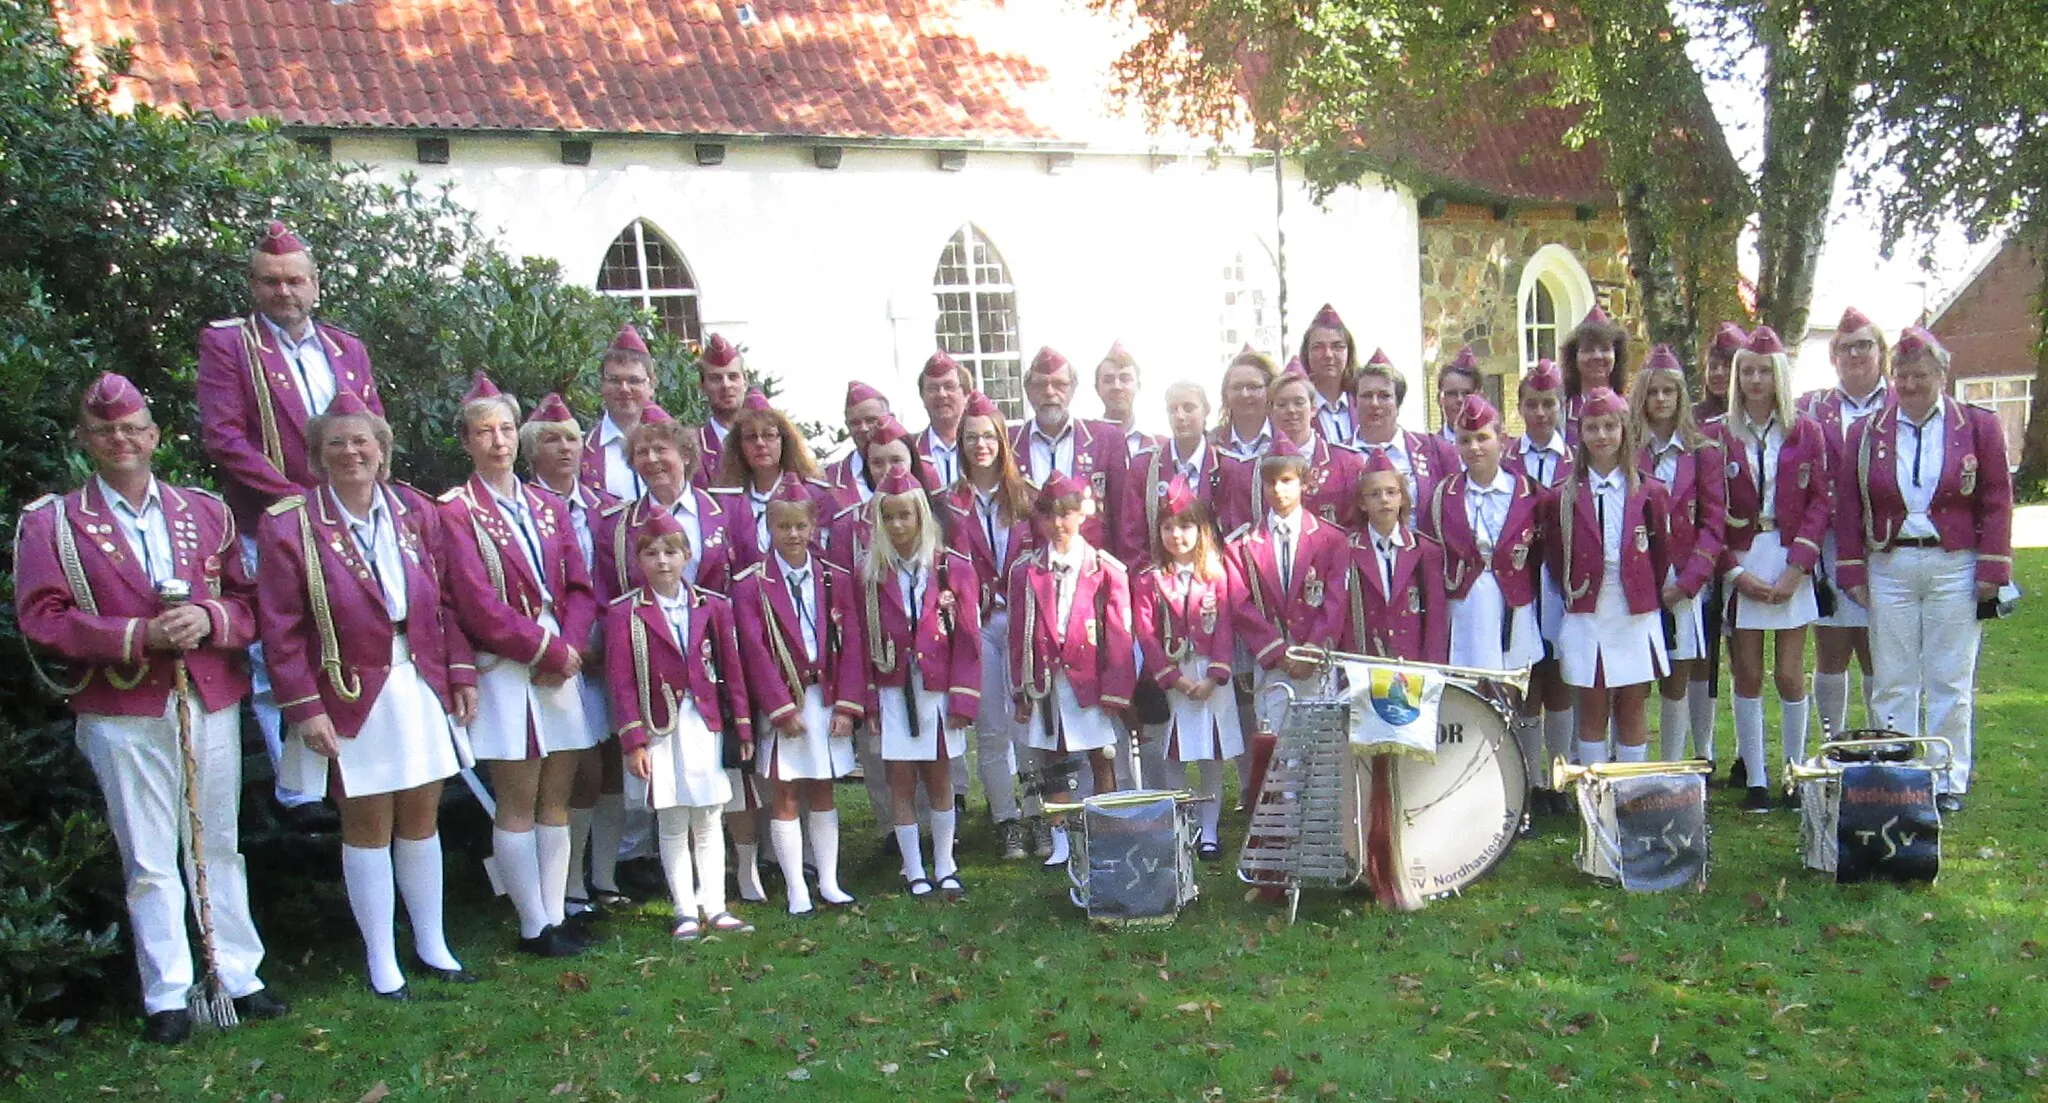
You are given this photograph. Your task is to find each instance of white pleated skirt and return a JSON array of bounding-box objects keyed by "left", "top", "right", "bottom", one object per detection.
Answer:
[
  {"left": 1154, "top": 655, "right": 1244, "bottom": 761},
  {"left": 643, "top": 698, "right": 732, "bottom": 810},
  {"left": 307, "top": 655, "right": 460, "bottom": 798},
  {"left": 469, "top": 621, "right": 594, "bottom": 761},
  {"left": 1730, "top": 530, "right": 1818, "bottom": 631},
  {"left": 1559, "top": 571, "right": 1669, "bottom": 689},
  {"left": 1537, "top": 563, "right": 1567, "bottom": 651},
  {"left": 1024, "top": 672, "right": 1118, "bottom": 753},
  {"left": 1662, "top": 566, "right": 1708, "bottom": 661},
  {"left": 577, "top": 673, "right": 614, "bottom": 745},
  {"left": 760, "top": 685, "right": 854, "bottom": 780},
  {"left": 1447, "top": 570, "right": 1545, "bottom": 671},
  {"left": 878, "top": 668, "right": 964, "bottom": 761}
]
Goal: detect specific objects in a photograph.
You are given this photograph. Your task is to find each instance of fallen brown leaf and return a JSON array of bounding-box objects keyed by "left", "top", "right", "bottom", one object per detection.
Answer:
[
  {"left": 1929, "top": 975, "right": 1953, "bottom": 991},
  {"left": 1043, "top": 1080, "right": 1069, "bottom": 1101},
  {"left": 557, "top": 971, "right": 591, "bottom": 994},
  {"left": 360, "top": 1084, "right": 392, "bottom": 1103}
]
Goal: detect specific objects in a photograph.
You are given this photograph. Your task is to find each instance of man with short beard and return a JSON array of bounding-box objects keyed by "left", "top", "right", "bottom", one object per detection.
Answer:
[
  {"left": 915, "top": 350, "right": 971, "bottom": 487},
  {"left": 1010, "top": 347, "right": 1129, "bottom": 554}
]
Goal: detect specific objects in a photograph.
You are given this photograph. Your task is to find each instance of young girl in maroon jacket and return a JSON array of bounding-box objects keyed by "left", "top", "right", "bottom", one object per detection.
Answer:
[
  {"left": 1543, "top": 387, "right": 1671, "bottom": 766},
  {"left": 860, "top": 470, "right": 982, "bottom": 897},
  {"left": 1343, "top": 450, "right": 1449, "bottom": 663},
  {"left": 1131, "top": 477, "right": 1241, "bottom": 856},
  {"left": 605, "top": 512, "right": 756, "bottom": 939}
]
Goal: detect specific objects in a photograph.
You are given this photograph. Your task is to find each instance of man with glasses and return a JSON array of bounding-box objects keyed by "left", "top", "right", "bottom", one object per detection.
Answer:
[
  {"left": 915, "top": 350, "right": 972, "bottom": 487},
  {"left": 582, "top": 325, "right": 660, "bottom": 499},
  {"left": 197, "top": 220, "right": 380, "bottom": 826}
]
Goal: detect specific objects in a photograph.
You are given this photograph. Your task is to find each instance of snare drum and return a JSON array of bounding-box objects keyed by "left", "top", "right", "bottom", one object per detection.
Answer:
[
  {"left": 1570, "top": 771, "right": 1710, "bottom": 892},
  {"left": 1056, "top": 790, "right": 1202, "bottom": 926}
]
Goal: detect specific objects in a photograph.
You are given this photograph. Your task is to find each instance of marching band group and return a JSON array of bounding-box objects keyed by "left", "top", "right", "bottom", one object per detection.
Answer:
[{"left": 13, "top": 221, "right": 2013, "bottom": 1043}]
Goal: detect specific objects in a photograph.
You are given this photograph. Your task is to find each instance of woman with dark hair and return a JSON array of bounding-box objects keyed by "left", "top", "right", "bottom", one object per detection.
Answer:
[
  {"left": 1560, "top": 305, "right": 1631, "bottom": 441},
  {"left": 1218, "top": 363, "right": 1365, "bottom": 534},
  {"left": 1695, "top": 322, "right": 1744, "bottom": 423},
  {"left": 940, "top": 391, "right": 1041, "bottom": 859},
  {"left": 1214, "top": 348, "right": 1277, "bottom": 455},
  {"left": 1299, "top": 303, "right": 1359, "bottom": 445},
  {"left": 258, "top": 392, "right": 476, "bottom": 999},
  {"left": 1803, "top": 306, "right": 1890, "bottom": 746},
  {"left": 1429, "top": 344, "right": 1482, "bottom": 472},
  {"left": 713, "top": 391, "right": 827, "bottom": 572}
]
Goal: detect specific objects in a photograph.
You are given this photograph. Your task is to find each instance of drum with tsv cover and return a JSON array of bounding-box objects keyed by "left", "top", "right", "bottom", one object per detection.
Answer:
[
  {"left": 1791, "top": 734, "right": 1949, "bottom": 884},
  {"left": 1046, "top": 790, "right": 1203, "bottom": 927},
  {"left": 1550, "top": 758, "right": 1713, "bottom": 892},
  {"left": 1239, "top": 652, "right": 1528, "bottom": 919}
]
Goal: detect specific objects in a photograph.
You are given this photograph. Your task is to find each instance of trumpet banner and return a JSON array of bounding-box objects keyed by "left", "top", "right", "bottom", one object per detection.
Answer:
[{"left": 1341, "top": 663, "right": 1442, "bottom": 763}]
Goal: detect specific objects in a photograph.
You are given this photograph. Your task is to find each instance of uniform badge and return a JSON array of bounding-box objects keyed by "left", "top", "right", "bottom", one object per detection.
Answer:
[
  {"left": 1511, "top": 541, "right": 1529, "bottom": 570},
  {"left": 1089, "top": 471, "right": 1108, "bottom": 501},
  {"left": 1084, "top": 619, "right": 1098, "bottom": 645},
  {"left": 1305, "top": 467, "right": 1326, "bottom": 495},
  {"left": 1408, "top": 586, "right": 1423, "bottom": 614},
  {"left": 1199, "top": 593, "right": 1218, "bottom": 633},
  {"left": 1303, "top": 568, "right": 1324, "bottom": 605},
  {"left": 1320, "top": 505, "right": 1338, "bottom": 523},
  {"left": 1798, "top": 462, "right": 1812, "bottom": 490},
  {"left": 701, "top": 637, "right": 714, "bottom": 668},
  {"left": 1634, "top": 525, "right": 1650, "bottom": 553},
  {"left": 1728, "top": 460, "right": 1741, "bottom": 478},
  {"left": 1962, "top": 453, "right": 1979, "bottom": 496}
]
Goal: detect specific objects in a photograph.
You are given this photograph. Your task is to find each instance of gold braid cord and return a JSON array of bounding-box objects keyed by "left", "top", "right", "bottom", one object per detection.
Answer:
[
  {"left": 296, "top": 507, "right": 362, "bottom": 701},
  {"left": 864, "top": 576, "right": 897, "bottom": 675},
  {"left": 23, "top": 498, "right": 97, "bottom": 695},
  {"left": 468, "top": 501, "right": 509, "bottom": 603},
  {"left": 1559, "top": 473, "right": 1591, "bottom": 603},
  {"left": 1858, "top": 417, "right": 1879, "bottom": 551},
  {"left": 1144, "top": 450, "right": 1164, "bottom": 558},
  {"left": 1018, "top": 567, "right": 1052, "bottom": 703},
  {"left": 629, "top": 608, "right": 680, "bottom": 740},
  {"left": 1348, "top": 566, "right": 1368, "bottom": 653},
  {"left": 762, "top": 581, "right": 804, "bottom": 703},
  {"left": 238, "top": 320, "right": 288, "bottom": 477}
]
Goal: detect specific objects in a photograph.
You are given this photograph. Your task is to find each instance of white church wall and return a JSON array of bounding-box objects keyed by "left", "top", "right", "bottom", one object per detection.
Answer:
[{"left": 332, "top": 135, "right": 1425, "bottom": 446}]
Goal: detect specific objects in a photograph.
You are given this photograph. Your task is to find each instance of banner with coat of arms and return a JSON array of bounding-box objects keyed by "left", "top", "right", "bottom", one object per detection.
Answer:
[{"left": 1339, "top": 661, "right": 1442, "bottom": 763}]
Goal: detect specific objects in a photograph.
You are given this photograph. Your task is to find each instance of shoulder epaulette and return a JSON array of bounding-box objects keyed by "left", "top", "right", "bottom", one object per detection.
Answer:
[
  {"left": 609, "top": 589, "right": 643, "bottom": 607},
  {"left": 22, "top": 492, "right": 57, "bottom": 514},
  {"left": 692, "top": 585, "right": 732, "bottom": 606},
  {"left": 1327, "top": 439, "right": 1364, "bottom": 455},
  {"left": 318, "top": 320, "right": 359, "bottom": 339},
  {"left": 828, "top": 501, "right": 864, "bottom": 525},
  {"left": 938, "top": 546, "right": 973, "bottom": 566},
  {"left": 207, "top": 316, "right": 246, "bottom": 329},
  {"left": 1095, "top": 548, "right": 1127, "bottom": 574},
  {"left": 1224, "top": 523, "right": 1254, "bottom": 544},
  {"left": 820, "top": 559, "right": 853, "bottom": 577},
  {"left": 805, "top": 476, "right": 834, "bottom": 490},
  {"left": 266, "top": 494, "right": 307, "bottom": 516},
  {"left": 436, "top": 486, "right": 466, "bottom": 504},
  {"left": 598, "top": 498, "right": 631, "bottom": 518},
  {"left": 733, "top": 561, "right": 765, "bottom": 583},
  {"left": 183, "top": 486, "right": 225, "bottom": 504},
  {"left": 703, "top": 484, "right": 742, "bottom": 497}
]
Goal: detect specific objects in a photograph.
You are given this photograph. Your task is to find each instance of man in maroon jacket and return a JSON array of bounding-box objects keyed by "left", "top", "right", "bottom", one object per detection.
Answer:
[
  {"left": 15, "top": 374, "right": 288, "bottom": 1044},
  {"left": 196, "top": 221, "right": 379, "bottom": 823}
]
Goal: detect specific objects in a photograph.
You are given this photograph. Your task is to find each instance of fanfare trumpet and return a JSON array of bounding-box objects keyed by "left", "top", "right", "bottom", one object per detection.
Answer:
[
  {"left": 1783, "top": 736, "right": 1955, "bottom": 791},
  {"left": 1551, "top": 757, "right": 1715, "bottom": 792},
  {"left": 1282, "top": 646, "right": 1530, "bottom": 698}
]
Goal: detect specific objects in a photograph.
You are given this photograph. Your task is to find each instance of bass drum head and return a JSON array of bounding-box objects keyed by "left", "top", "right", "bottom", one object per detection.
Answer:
[{"left": 1390, "top": 684, "right": 1527, "bottom": 899}]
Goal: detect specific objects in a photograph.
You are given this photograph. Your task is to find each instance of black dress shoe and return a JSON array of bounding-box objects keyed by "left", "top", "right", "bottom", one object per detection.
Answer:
[
  {"left": 1936, "top": 793, "right": 1965, "bottom": 814},
  {"left": 141, "top": 1009, "right": 192, "bottom": 1045},
  {"left": 557, "top": 921, "right": 596, "bottom": 949},
  {"left": 411, "top": 957, "right": 480, "bottom": 984},
  {"left": 954, "top": 793, "right": 968, "bottom": 814},
  {"left": 589, "top": 889, "right": 633, "bottom": 909},
  {"left": 1197, "top": 841, "right": 1222, "bottom": 861},
  {"left": 1727, "top": 758, "right": 1749, "bottom": 790},
  {"left": 1741, "top": 786, "right": 1773, "bottom": 813},
  {"left": 516, "top": 926, "right": 585, "bottom": 958},
  {"left": 371, "top": 985, "right": 411, "bottom": 1002},
  {"left": 1781, "top": 787, "right": 1803, "bottom": 811},
  {"left": 233, "top": 989, "right": 291, "bottom": 1020}
]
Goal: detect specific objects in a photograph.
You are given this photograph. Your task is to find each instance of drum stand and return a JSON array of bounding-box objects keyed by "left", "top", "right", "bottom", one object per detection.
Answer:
[{"left": 1236, "top": 691, "right": 1363, "bottom": 925}]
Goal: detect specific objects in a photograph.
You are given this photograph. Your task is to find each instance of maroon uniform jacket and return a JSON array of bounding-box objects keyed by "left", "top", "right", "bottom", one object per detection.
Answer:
[
  {"left": 1131, "top": 562, "right": 1238, "bottom": 690},
  {"left": 1539, "top": 475, "right": 1672, "bottom": 616},
  {"left": 436, "top": 476, "right": 598, "bottom": 676},
  {"left": 1226, "top": 512, "right": 1350, "bottom": 669},
  {"left": 1419, "top": 472, "right": 1544, "bottom": 604},
  {"left": 731, "top": 555, "right": 868, "bottom": 729},
  {"left": 197, "top": 315, "right": 381, "bottom": 532},
  {"left": 602, "top": 585, "right": 752, "bottom": 756},
  {"left": 15, "top": 481, "right": 254, "bottom": 717},
  {"left": 589, "top": 489, "right": 735, "bottom": 603},
  {"left": 1342, "top": 526, "right": 1451, "bottom": 662},
  {"left": 1006, "top": 545, "right": 1137, "bottom": 713},
  {"left": 1638, "top": 436, "right": 1728, "bottom": 598},
  {"left": 1835, "top": 398, "right": 2014, "bottom": 590},
  {"left": 858, "top": 547, "right": 984, "bottom": 723},
  {"left": 1712, "top": 413, "right": 1830, "bottom": 573}
]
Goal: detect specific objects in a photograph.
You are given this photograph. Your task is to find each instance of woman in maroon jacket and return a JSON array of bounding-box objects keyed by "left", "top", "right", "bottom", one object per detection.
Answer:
[
  {"left": 257, "top": 391, "right": 477, "bottom": 1000},
  {"left": 1631, "top": 346, "right": 1728, "bottom": 763},
  {"left": 1713, "top": 327, "right": 1828, "bottom": 811}
]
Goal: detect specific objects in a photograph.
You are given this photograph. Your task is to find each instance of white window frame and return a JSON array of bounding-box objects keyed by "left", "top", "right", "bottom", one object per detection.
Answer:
[
  {"left": 1516, "top": 244, "right": 1596, "bottom": 373},
  {"left": 1220, "top": 241, "right": 1281, "bottom": 365},
  {"left": 932, "top": 225, "right": 1024, "bottom": 418},
  {"left": 1956, "top": 373, "right": 2031, "bottom": 469},
  {"left": 596, "top": 219, "right": 702, "bottom": 343}
]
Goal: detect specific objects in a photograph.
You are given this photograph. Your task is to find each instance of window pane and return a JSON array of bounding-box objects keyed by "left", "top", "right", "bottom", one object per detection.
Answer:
[
  {"left": 935, "top": 232, "right": 969, "bottom": 287},
  {"left": 595, "top": 220, "right": 701, "bottom": 343},
  {"left": 1534, "top": 281, "right": 1556, "bottom": 326},
  {"left": 598, "top": 236, "right": 643, "bottom": 292},
  {"left": 932, "top": 226, "right": 1022, "bottom": 415}
]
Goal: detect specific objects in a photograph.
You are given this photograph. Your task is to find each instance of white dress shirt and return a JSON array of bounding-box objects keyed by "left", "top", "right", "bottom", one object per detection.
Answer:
[
  {"left": 1370, "top": 528, "right": 1400, "bottom": 596},
  {"left": 781, "top": 554, "right": 820, "bottom": 661},
  {"left": 1049, "top": 547, "right": 1084, "bottom": 631},
  {"left": 1463, "top": 469, "right": 1515, "bottom": 559},
  {"left": 898, "top": 564, "right": 928, "bottom": 627},
  {"left": 1590, "top": 469, "right": 1627, "bottom": 564},
  {"left": 1896, "top": 400, "right": 1946, "bottom": 539},
  {"left": 1265, "top": 508, "right": 1302, "bottom": 590},
  {"left": 656, "top": 585, "right": 691, "bottom": 652},
  {"left": 974, "top": 488, "right": 1012, "bottom": 574},
  {"left": 332, "top": 485, "right": 408, "bottom": 622},
  {"left": 1224, "top": 424, "right": 1273, "bottom": 458},
  {"left": 487, "top": 483, "right": 549, "bottom": 600},
  {"left": 1027, "top": 418, "right": 1077, "bottom": 483},
  {"left": 1168, "top": 438, "right": 1209, "bottom": 481},
  {"left": 593, "top": 413, "right": 644, "bottom": 500},
  {"left": 101, "top": 476, "right": 174, "bottom": 587},
  {"left": 1315, "top": 394, "right": 1356, "bottom": 445},
  {"left": 1649, "top": 434, "right": 1685, "bottom": 485},
  {"left": 923, "top": 429, "right": 961, "bottom": 488},
  {"left": 1518, "top": 434, "right": 1570, "bottom": 486},
  {"left": 261, "top": 314, "right": 336, "bottom": 418},
  {"left": 1739, "top": 415, "right": 1785, "bottom": 522}
]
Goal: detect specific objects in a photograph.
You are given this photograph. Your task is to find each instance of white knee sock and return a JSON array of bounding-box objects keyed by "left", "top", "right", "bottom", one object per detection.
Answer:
[
  {"left": 691, "top": 809, "right": 726, "bottom": 918},
  {"left": 565, "top": 806, "right": 593, "bottom": 905},
  {"left": 1614, "top": 742, "right": 1648, "bottom": 764},
  {"left": 769, "top": 818, "right": 812, "bottom": 914},
  {"left": 895, "top": 824, "right": 927, "bottom": 883},
  {"left": 734, "top": 840, "right": 765, "bottom": 902},
  {"left": 1196, "top": 760, "right": 1224, "bottom": 843},
  {"left": 1812, "top": 672, "right": 1848, "bottom": 742},
  {"left": 1577, "top": 738, "right": 1610, "bottom": 766},
  {"left": 1734, "top": 695, "right": 1767, "bottom": 788},
  {"left": 657, "top": 807, "right": 699, "bottom": 920},
  {"left": 589, "top": 793, "right": 625, "bottom": 893},
  {"left": 493, "top": 828, "right": 549, "bottom": 939},
  {"left": 1543, "top": 708, "right": 1576, "bottom": 773},
  {"left": 535, "top": 823, "right": 571, "bottom": 928},
  {"left": 807, "top": 808, "right": 852, "bottom": 904},
  {"left": 1781, "top": 696, "right": 1811, "bottom": 767},
  {"left": 341, "top": 844, "right": 404, "bottom": 994},
  {"left": 1044, "top": 822, "right": 1070, "bottom": 866},
  {"left": 1659, "top": 697, "right": 1689, "bottom": 761},
  {"left": 391, "top": 835, "right": 460, "bottom": 973},
  {"left": 1687, "top": 680, "right": 1717, "bottom": 761},
  {"left": 931, "top": 809, "right": 958, "bottom": 881}
]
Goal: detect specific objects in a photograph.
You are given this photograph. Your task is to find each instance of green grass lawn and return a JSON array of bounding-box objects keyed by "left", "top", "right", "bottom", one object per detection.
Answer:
[{"left": 18, "top": 556, "right": 2048, "bottom": 1103}]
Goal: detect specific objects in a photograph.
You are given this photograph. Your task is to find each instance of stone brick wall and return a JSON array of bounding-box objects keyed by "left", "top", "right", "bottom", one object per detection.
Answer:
[{"left": 1417, "top": 202, "right": 1642, "bottom": 434}]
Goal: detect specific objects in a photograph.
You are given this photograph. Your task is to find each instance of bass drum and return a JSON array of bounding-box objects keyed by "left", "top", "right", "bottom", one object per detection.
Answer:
[{"left": 1366, "top": 684, "right": 1527, "bottom": 907}]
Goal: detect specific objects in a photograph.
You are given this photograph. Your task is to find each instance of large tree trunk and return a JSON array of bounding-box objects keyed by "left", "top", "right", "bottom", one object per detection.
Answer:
[
  {"left": 1622, "top": 180, "right": 1697, "bottom": 361},
  {"left": 2015, "top": 221, "right": 2048, "bottom": 497}
]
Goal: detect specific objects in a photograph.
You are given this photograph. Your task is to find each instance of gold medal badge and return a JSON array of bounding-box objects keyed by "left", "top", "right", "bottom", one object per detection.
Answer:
[
  {"left": 700, "top": 636, "right": 714, "bottom": 668},
  {"left": 1728, "top": 460, "right": 1741, "bottom": 478},
  {"left": 1962, "top": 453, "right": 1979, "bottom": 495},
  {"left": 1084, "top": 619, "right": 1098, "bottom": 645},
  {"left": 1510, "top": 540, "right": 1530, "bottom": 570},
  {"left": 1090, "top": 471, "right": 1108, "bottom": 501},
  {"left": 1199, "top": 593, "right": 1218, "bottom": 633},
  {"left": 1798, "top": 462, "right": 1812, "bottom": 490},
  {"left": 1634, "top": 525, "right": 1650, "bottom": 553},
  {"left": 1408, "top": 585, "right": 1422, "bottom": 614},
  {"left": 1303, "top": 567, "right": 1324, "bottom": 605}
]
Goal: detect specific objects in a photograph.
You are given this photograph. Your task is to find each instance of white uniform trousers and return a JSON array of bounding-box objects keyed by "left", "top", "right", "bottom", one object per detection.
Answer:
[
  {"left": 975, "top": 611, "right": 1038, "bottom": 822},
  {"left": 1866, "top": 546, "right": 1982, "bottom": 793},
  {"left": 243, "top": 533, "right": 317, "bottom": 808},
  {"left": 77, "top": 699, "right": 267, "bottom": 1014}
]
